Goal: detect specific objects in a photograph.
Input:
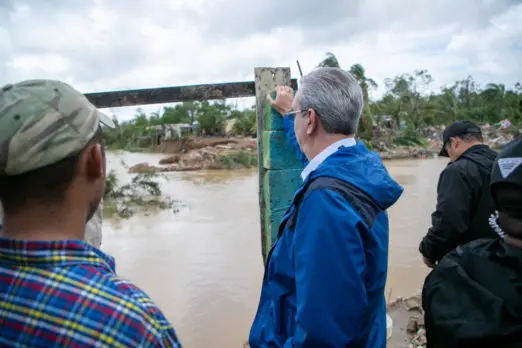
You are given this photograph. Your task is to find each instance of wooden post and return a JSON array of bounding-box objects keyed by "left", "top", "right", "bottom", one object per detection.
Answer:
[{"left": 254, "top": 67, "right": 304, "bottom": 262}]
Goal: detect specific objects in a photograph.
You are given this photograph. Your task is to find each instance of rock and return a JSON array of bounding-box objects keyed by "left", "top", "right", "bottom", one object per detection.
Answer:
[
  {"left": 406, "top": 317, "right": 420, "bottom": 334},
  {"left": 416, "top": 316, "right": 425, "bottom": 327},
  {"left": 200, "top": 149, "right": 218, "bottom": 161},
  {"left": 159, "top": 154, "right": 181, "bottom": 164},
  {"left": 405, "top": 296, "right": 422, "bottom": 312},
  {"left": 182, "top": 152, "right": 204, "bottom": 166},
  {"left": 206, "top": 162, "right": 225, "bottom": 170},
  {"left": 216, "top": 144, "right": 233, "bottom": 150}
]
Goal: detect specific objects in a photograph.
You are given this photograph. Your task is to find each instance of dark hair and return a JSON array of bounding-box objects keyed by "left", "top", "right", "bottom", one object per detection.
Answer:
[
  {"left": 0, "top": 127, "right": 105, "bottom": 214},
  {"left": 458, "top": 133, "right": 483, "bottom": 143}
]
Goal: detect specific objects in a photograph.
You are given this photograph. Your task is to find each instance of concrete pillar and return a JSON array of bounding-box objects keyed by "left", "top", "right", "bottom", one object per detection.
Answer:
[{"left": 254, "top": 67, "right": 304, "bottom": 262}]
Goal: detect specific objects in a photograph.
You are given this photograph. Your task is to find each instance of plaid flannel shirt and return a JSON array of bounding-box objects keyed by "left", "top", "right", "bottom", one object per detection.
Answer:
[{"left": 0, "top": 238, "right": 182, "bottom": 347}]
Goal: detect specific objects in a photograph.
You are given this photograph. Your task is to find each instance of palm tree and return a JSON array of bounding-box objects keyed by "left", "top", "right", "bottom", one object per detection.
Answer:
[
  {"left": 316, "top": 53, "right": 378, "bottom": 104},
  {"left": 349, "top": 64, "right": 378, "bottom": 104},
  {"left": 316, "top": 53, "right": 379, "bottom": 137},
  {"left": 316, "top": 52, "right": 340, "bottom": 68},
  {"left": 435, "top": 87, "right": 460, "bottom": 123},
  {"left": 482, "top": 83, "right": 507, "bottom": 123}
]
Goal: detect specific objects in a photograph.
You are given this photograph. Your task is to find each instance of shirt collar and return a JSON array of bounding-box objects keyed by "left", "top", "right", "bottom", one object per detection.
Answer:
[
  {"left": 301, "top": 137, "right": 356, "bottom": 181},
  {"left": 0, "top": 238, "right": 115, "bottom": 272}
]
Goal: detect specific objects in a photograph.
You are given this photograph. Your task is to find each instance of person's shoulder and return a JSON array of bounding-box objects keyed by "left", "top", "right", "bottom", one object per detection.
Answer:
[
  {"left": 68, "top": 265, "right": 177, "bottom": 345},
  {"left": 440, "top": 238, "right": 496, "bottom": 264},
  {"left": 303, "top": 176, "right": 381, "bottom": 227},
  {"left": 424, "top": 240, "right": 491, "bottom": 290},
  {"left": 443, "top": 159, "right": 467, "bottom": 175},
  {"left": 303, "top": 177, "right": 354, "bottom": 206},
  {"left": 108, "top": 277, "right": 182, "bottom": 345},
  {"left": 110, "top": 276, "right": 170, "bottom": 321},
  {"left": 440, "top": 159, "right": 476, "bottom": 184},
  {"left": 459, "top": 237, "right": 496, "bottom": 252},
  {"left": 103, "top": 274, "right": 172, "bottom": 327},
  {"left": 451, "top": 146, "right": 496, "bottom": 171}
]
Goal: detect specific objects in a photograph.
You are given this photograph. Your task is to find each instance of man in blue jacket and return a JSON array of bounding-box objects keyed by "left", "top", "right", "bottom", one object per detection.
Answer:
[{"left": 249, "top": 67, "right": 403, "bottom": 348}]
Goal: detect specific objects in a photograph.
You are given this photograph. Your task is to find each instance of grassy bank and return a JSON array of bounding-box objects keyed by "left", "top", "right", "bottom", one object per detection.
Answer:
[{"left": 216, "top": 150, "right": 258, "bottom": 169}]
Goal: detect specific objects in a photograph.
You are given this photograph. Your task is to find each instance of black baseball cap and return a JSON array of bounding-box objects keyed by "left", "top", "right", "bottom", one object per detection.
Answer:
[{"left": 439, "top": 120, "right": 482, "bottom": 157}]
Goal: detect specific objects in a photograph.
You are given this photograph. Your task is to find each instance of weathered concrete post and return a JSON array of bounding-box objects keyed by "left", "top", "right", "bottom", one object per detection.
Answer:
[{"left": 254, "top": 67, "right": 305, "bottom": 262}]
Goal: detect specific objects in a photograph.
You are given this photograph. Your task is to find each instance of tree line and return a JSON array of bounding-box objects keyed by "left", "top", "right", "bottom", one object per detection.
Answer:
[
  {"left": 104, "top": 100, "right": 256, "bottom": 149},
  {"left": 104, "top": 52, "right": 522, "bottom": 149}
]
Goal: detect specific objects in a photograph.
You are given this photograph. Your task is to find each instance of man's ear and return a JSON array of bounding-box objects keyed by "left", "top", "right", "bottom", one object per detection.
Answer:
[
  {"left": 81, "top": 143, "right": 104, "bottom": 181},
  {"left": 450, "top": 136, "right": 460, "bottom": 149},
  {"left": 306, "top": 109, "right": 319, "bottom": 135}
]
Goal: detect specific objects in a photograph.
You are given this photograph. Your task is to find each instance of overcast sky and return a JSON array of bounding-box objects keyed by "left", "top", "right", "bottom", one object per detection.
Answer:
[{"left": 1, "top": 0, "right": 521, "bottom": 121}]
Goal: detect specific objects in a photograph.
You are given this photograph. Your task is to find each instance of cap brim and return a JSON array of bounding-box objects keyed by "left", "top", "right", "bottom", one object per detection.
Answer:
[
  {"left": 97, "top": 110, "right": 116, "bottom": 128},
  {"left": 439, "top": 146, "right": 448, "bottom": 157}
]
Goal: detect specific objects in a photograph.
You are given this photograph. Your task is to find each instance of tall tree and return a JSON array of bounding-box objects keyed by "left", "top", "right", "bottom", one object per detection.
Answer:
[
  {"left": 317, "top": 52, "right": 341, "bottom": 68},
  {"left": 349, "top": 64, "right": 378, "bottom": 104},
  {"left": 316, "top": 52, "right": 378, "bottom": 138}
]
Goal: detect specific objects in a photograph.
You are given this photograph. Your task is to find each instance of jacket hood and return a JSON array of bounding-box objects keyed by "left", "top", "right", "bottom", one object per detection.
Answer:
[
  {"left": 458, "top": 144, "right": 497, "bottom": 171},
  {"left": 308, "top": 141, "right": 403, "bottom": 210}
]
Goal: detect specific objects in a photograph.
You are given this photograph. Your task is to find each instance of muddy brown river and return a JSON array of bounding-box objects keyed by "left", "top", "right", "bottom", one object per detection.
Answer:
[{"left": 102, "top": 152, "right": 448, "bottom": 348}]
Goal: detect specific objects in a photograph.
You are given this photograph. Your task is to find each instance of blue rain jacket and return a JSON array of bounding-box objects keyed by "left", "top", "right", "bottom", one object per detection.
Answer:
[{"left": 249, "top": 116, "right": 403, "bottom": 347}]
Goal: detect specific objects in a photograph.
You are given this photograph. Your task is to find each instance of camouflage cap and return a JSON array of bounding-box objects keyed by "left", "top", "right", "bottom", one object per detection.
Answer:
[{"left": 0, "top": 79, "right": 115, "bottom": 176}]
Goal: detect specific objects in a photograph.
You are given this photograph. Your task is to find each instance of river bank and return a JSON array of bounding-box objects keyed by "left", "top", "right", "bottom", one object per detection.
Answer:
[
  {"left": 125, "top": 121, "right": 517, "bottom": 174},
  {"left": 126, "top": 136, "right": 440, "bottom": 174}
]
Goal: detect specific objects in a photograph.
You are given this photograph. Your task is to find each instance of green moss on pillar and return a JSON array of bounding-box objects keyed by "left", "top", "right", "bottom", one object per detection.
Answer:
[
  {"left": 263, "top": 169, "right": 302, "bottom": 211},
  {"left": 262, "top": 131, "right": 303, "bottom": 170},
  {"left": 264, "top": 104, "right": 284, "bottom": 131},
  {"left": 264, "top": 206, "right": 290, "bottom": 251}
]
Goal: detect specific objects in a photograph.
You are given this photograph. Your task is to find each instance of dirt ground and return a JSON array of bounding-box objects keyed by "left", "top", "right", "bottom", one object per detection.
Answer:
[
  {"left": 387, "top": 295, "right": 426, "bottom": 348},
  {"left": 155, "top": 136, "right": 256, "bottom": 154}
]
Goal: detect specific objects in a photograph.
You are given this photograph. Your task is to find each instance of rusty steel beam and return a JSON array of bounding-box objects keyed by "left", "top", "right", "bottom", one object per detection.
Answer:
[{"left": 85, "top": 79, "right": 299, "bottom": 108}]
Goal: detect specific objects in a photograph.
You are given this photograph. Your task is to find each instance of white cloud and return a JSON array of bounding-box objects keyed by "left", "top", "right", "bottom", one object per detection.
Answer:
[{"left": 1, "top": 0, "right": 521, "bottom": 121}]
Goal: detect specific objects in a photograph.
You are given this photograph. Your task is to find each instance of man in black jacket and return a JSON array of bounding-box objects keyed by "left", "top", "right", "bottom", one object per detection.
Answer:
[
  {"left": 419, "top": 120, "right": 498, "bottom": 267},
  {"left": 422, "top": 136, "right": 522, "bottom": 347}
]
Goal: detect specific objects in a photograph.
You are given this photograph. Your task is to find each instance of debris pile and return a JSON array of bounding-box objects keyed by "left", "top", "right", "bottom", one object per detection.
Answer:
[
  {"left": 480, "top": 120, "right": 519, "bottom": 148},
  {"left": 421, "top": 121, "right": 520, "bottom": 151},
  {"left": 129, "top": 144, "right": 257, "bottom": 174},
  {"left": 387, "top": 295, "right": 426, "bottom": 348},
  {"left": 378, "top": 146, "right": 438, "bottom": 160}
]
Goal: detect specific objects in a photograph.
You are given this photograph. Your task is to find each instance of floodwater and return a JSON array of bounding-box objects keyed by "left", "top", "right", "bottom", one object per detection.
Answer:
[{"left": 101, "top": 151, "right": 448, "bottom": 348}]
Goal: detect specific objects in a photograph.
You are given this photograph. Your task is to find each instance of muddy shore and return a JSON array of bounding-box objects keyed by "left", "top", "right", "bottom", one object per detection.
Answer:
[
  {"left": 127, "top": 136, "right": 440, "bottom": 174},
  {"left": 126, "top": 122, "right": 517, "bottom": 174}
]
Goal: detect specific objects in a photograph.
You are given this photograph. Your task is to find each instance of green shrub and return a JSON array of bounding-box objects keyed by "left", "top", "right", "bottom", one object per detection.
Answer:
[
  {"left": 216, "top": 150, "right": 258, "bottom": 169},
  {"left": 393, "top": 127, "right": 426, "bottom": 147}
]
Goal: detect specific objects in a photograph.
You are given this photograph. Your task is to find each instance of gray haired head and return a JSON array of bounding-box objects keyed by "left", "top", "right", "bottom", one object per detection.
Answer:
[{"left": 297, "top": 67, "right": 363, "bottom": 135}]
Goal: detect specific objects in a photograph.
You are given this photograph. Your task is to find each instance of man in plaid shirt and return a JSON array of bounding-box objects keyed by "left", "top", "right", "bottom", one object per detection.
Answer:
[{"left": 0, "top": 79, "right": 182, "bottom": 347}]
